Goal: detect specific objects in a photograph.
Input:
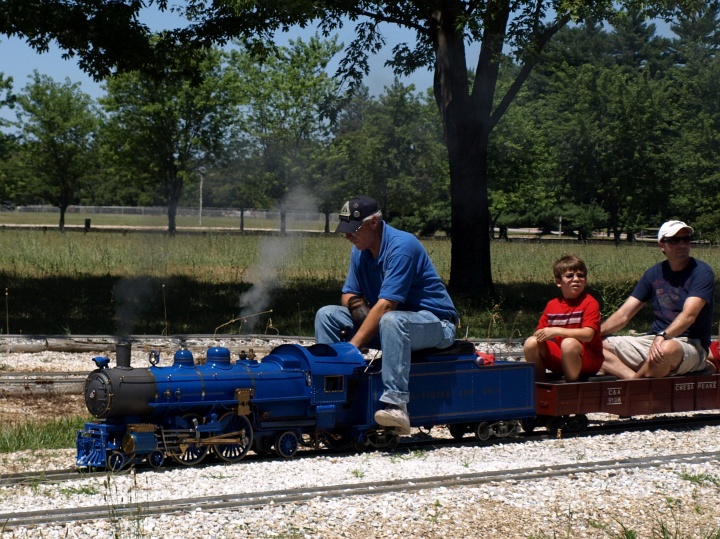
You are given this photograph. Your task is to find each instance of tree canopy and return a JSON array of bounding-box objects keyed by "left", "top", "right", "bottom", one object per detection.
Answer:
[{"left": 0, "top": 0, "right": 712, "bottom": 299}]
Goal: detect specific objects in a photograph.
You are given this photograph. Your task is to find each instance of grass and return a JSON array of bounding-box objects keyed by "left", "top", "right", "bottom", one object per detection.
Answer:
[
  {"left": 0, "top": 415, "right": 88, "bottom": 452},
  {"left": 2, "top": 228, "right": 720, "bottom": 337}
]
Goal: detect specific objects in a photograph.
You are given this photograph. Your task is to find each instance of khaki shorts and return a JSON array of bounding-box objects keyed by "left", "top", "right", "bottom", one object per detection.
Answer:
[{"left": 604, "top": 334, "right": 707, "bottom": 375}]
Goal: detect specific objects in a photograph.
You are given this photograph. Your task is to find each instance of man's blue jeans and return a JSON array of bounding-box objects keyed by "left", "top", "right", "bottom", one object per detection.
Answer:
[{"left": 314, "top": 306, "right": 456, "bottom": 406}]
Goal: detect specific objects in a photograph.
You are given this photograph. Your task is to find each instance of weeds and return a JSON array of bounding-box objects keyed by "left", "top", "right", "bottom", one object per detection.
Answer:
[
  {"left": 425, "top": 500, "right": 443, "bottom": 523},
  {"left": 0, "top": 415, "right": 88, "bottom": 452},
  {"left": 390, "top": 449, "right": 428, "bottom": 464},
  {"left": 103, "top": 470, "right": 147, "bottom": 539},
  {"left": 679, "top": 472, "right": 720, "bottom": 489},
  {"left": 59, "top": 484, "right": 101, "bottom": 497}
]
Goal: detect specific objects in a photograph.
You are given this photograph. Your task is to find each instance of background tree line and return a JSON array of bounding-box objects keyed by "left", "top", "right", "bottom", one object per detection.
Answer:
[{"left": 1, "top": 3, "right": 719, "bottom": 241}]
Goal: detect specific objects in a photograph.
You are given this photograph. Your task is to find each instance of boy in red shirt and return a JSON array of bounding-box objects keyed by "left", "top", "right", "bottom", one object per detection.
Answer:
[{"left": 523, "top": 254, "right": 604, "bottom": 382}]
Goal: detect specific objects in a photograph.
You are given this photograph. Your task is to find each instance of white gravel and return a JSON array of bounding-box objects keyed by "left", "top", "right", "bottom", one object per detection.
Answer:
[{"left": 2, "top": 343, "right": 720, "bottom": 538}]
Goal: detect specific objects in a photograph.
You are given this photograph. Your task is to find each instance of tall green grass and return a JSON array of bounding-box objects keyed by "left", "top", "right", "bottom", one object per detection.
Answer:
[
  {"left": 0, "top": 416, "right": 88, "bottom": 452},
  {"left": 1, "top": 229, "right": 719, "bottom": 338}
]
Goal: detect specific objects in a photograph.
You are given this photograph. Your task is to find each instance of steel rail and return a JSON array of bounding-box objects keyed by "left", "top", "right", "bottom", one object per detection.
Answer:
[
  {"left": 2, "top": 451, "right": 719, "bottom": 529},
  {"left": 4, "top": 412, "right": 720, "bottom": 489}
]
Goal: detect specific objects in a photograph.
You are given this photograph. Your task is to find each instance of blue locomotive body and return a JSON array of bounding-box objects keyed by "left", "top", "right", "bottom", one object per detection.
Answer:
[{"left": 76, "top": 341, "right": 535, "bottom": 470}]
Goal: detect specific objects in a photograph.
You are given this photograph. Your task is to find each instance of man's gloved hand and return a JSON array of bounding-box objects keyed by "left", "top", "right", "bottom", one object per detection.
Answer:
[{"left": 347, "top": 295, "right": 369, "bottom": 328}]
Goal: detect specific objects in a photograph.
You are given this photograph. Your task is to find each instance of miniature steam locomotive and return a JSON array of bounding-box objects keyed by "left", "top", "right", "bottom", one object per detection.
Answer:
[
  {"left": 76, "top": 341, "right": 535, "bottom": 470},
  {"left": 75, "top": 340, "right": 720, "bottom": 471}
]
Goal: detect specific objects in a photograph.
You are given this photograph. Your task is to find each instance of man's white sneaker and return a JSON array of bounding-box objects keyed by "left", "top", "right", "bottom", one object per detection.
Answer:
[{"left": 374, "top": 404, "right": 411, "bottom": 435}]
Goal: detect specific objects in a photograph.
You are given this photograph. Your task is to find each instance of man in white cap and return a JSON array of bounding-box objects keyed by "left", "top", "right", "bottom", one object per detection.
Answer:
[
  {"left": 314, "top": 195, "right": 458, "bottom": 434},
  {"left": 600, "top": 220, "right": 715, "bottom": 378}
]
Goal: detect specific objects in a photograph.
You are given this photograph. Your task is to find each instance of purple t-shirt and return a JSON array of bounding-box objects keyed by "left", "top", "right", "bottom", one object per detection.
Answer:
[
  {"left": 631, "top": 257, "right": 715, "bottom": 349},
  {"left": 341, "top": 223, "right": 457, "bottom": 323}
]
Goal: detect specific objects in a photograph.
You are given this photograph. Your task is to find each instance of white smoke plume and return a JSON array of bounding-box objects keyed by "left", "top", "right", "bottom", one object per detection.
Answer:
[
  {"left": 237, "top": 187, "right": 318, "bottom": 332},
  {"left": 113, "top": 276, "right": 156, "bottom": 336}
]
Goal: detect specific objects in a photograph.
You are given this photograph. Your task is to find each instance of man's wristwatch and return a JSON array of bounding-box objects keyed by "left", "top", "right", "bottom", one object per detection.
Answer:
[{"left": 658, "top": 331, "right": 669, "bottom": 339}]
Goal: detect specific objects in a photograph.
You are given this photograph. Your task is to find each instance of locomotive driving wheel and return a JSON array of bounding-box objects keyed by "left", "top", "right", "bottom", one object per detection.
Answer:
[
  {"left": 171, "top": 413, "right": 209, "bottom": 466},
  {"left": 214, "top": 413, "right": 253, "bottom": 463},
  {"left": 147, "top": 450, "right": 165, "bottom": 469}
]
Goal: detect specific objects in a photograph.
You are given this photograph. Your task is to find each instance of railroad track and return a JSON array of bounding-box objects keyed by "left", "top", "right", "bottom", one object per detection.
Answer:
[
  {"left": 2, "top": 450, "right": 719, "bottom": 529},
  {"left": 4, "top": 412, "right": 720, "bottom": 490}
]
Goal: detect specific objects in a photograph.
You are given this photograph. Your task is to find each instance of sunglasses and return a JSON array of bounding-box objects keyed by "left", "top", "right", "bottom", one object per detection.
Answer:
[
  {"left": 563, "top": 272, "right": 586, "bottom": 279},
  {"left": 662, "top": 236, "right": 692, "bottom": 245},
  {"left": 346, "top": 220, "right": 368, "bottom": 236}
]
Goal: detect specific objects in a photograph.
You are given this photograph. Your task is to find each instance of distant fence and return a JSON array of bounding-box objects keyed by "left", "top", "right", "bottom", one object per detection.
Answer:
[{"left": 16, "top": 205, "right": 332, "bottom": 222}]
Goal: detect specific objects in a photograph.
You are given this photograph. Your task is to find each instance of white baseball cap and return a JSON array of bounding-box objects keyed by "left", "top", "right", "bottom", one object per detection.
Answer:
[{"left": 658, "top": 220, "right": 694, "bottom": 241}]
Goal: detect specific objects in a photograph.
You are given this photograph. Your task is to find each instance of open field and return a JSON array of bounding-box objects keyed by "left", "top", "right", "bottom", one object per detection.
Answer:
[{"left": 0, "top": 228, "right": 718, "bottom": 338}]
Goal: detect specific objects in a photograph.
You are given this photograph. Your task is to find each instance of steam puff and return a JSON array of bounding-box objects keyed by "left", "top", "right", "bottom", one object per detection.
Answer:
[
  {"left": 113, "top": 276, "right": 155, "bottom": 335},
  {"left": 238, "top": 237, "right": 298, "bottom": 331},
  {"left": 238, "top": 187, "right": 317, "bottom": 332}
]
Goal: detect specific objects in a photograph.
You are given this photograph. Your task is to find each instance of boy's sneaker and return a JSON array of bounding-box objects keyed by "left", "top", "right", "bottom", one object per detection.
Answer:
[{"left": 374, "top": 404, "right": 411, "bottom": 435}]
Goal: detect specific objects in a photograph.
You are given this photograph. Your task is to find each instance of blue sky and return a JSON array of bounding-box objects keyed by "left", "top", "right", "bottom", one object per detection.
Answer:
[
  {"left": 0, "top": 7, "right": 673, "bottom": 124},
  {"left": 0, "top": 9, "right": 437, "bottom": 107}
]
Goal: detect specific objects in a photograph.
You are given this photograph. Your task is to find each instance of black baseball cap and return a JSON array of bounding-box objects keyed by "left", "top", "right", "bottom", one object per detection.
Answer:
[{"left": 335, "top": 195, "right": 379, "bottom": 234}]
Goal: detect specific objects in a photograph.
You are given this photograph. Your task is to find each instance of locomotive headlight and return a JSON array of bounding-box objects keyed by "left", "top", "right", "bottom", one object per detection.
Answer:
[{"left": 122, "top": 433, "right": 138, "bottom": 454}]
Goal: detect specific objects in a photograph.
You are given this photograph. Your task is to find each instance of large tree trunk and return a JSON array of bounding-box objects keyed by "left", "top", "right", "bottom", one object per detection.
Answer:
[
  {"left": 431, "top": 2, "right": 507, "bottom": 299},
  {"left": 166, "top": 169, "right": 182, "bottom": 235},
  {"left": 448, "top": 129, "right": 495, "bottom": 298},
  {"left": 58, "top": 188, "right": 70, "bottom": 230},
  {"left": 167, "top": 198, "right": 178, "bottom": 235},
  {"left": 430, "top": 0, "right": 566, "bottom": 298}
]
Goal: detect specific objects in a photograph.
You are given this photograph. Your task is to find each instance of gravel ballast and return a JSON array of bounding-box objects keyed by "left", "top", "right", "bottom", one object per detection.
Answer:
[{"left": 1, "top": 345, "right": 720, "bottom": 538}]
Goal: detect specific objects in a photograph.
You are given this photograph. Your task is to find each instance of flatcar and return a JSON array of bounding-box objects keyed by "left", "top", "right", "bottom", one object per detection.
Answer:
[
  {"left": 533, "top": 372, "right": 720, "bottom": 434},
  {"left": 76, "top": 341, "right": 535, "bottom": 470}
]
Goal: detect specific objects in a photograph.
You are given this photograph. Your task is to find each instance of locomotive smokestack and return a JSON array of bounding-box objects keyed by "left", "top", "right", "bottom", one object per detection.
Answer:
[{"left": 116, "top": 340, "right": 132, "bottom": 368}]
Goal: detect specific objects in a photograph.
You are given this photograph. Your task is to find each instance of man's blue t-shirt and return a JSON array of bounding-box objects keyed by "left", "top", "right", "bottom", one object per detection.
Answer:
[
  {"left": 631, "top": 257, "right": 715, "bottom": 350},
  {"left": 341, "top": 223, "right": 457, "bottom": 323}
]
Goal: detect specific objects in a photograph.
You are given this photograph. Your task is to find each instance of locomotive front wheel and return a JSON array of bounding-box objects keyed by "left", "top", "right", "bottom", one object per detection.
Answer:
[
  {"left": 275, "top": 431, "right": 299, "bottom": 458},
  {"left": 215, "top": 413, "right": 253, "bottom": 463},
  {"left": 171, "top": 413, "right": 209, "bottom": 466},
  {"left": 147, "top": 450, "right": 165, "bottom": 469},
  {"left": 106, "top": 451, "right": 126, "bottom": 472},
  {"left": 475, "top": 422, "right": 491, "bottom": 441}
]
